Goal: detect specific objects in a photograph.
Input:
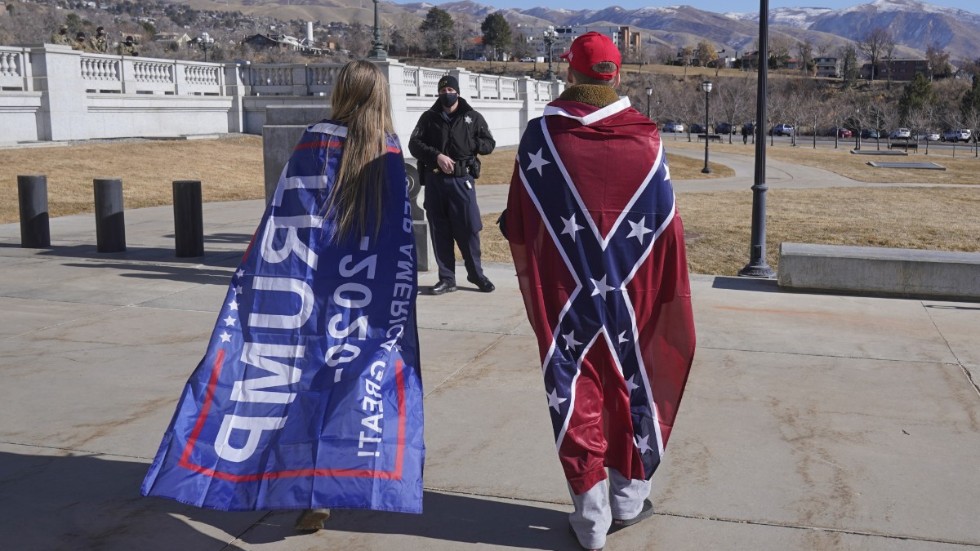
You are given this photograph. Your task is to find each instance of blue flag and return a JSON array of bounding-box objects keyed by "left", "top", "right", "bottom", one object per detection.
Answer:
[{"left": 141, "top": 121, "right": 424, "bottom": 513}]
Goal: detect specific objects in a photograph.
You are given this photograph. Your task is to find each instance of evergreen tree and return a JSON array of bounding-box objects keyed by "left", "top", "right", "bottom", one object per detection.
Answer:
[
  {"left": 962, "top": 74, "right": 980, "bottom": 120},
  {"left": 420, "top": 7, "right": 454, "bottom": 58},
  {"left": 480, "top": 12, "right": 511, "bottom": 62},
  {"left": 899, "top": 73, "right": 933, "bottom": 121}
]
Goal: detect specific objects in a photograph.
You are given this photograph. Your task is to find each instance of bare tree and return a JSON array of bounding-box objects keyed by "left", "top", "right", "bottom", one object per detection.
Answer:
[
  {"left": 797, "top": 39, "right": 814, "bottom": 76},
  {"left": 925, "top": 43, "right": 951, "bottom": 81},
  {"left": 859, "top": 27, "right": 893, "bottom": 82},
  {"left": 716, "top": 76, "right": 755, "bottom": 143}
]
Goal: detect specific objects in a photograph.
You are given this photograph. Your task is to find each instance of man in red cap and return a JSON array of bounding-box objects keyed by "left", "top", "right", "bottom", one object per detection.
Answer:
[{"left": 503, "top": 31, "right": 696, "bottom": 550}]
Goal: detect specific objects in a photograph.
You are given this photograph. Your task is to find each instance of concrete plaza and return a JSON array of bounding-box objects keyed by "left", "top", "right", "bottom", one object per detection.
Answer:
[{"left": 1, "top": 167, "right": 978, "bottom": 550}]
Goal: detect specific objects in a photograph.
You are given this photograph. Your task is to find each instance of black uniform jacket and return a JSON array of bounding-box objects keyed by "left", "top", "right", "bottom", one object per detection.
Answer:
[{"left": 408, "top": 97, "right": 496, "bottom": 177}]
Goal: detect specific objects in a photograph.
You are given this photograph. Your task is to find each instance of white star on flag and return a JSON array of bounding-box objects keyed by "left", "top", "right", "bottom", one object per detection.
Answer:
[
  {"left": 626, "top": 375, "right": 640, "bottom": 393},
  {"left": 219, "top": 331, "right": 232, "bottom": 343},
  {"left": 563, "top": 330, "right": 582, "bottom": 350},
  {"left": 228, "top": 299, "right": 239, "bottom": 311},
  {"left": 627, "top": 216, "right": 652, "bottom": 243},
  {"left": 561, "top": 214, "right": 584, "bottom": 241},
  {"left": 618, "top": 331, "right": 630, "bottom": 344},
  {"left": 223, "top": 315, "right": 236, "bottom": 327},
  {"left": 235, "top": 285, "right": 243, "bottom": 295},
  {"left": 526, "top": 148, "right": 551, "bottom": 176},
  {"left": 547, "top": 388, "right": 567, "bottom": 412},
  {"left": 635, "top": 433, "right": 652, "bottom": 454},
  {"left": 236, "top": 268, "right": 245, "bottom": 278},
  {"left": 590, "top": 275, "right": 616, "bottom": 299}
]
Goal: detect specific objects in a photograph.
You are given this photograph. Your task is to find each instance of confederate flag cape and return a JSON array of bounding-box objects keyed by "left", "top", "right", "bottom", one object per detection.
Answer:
[
  {"left": 141, "top": 121, "right": 424, "bottom": 513},
  {"left": 505, "top": 97, "right": 695, "bottom": 494}
]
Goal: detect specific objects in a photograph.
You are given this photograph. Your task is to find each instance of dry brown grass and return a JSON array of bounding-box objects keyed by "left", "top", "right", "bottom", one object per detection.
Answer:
[
  {"left": 0, "top": 135, "right": 265, "bottom": 223},
  {"left": 4, "top": 135, "right": 978, "bottom": 277},
  {"left": 662, "top": 139, "right": 980, "bottom": 185}
]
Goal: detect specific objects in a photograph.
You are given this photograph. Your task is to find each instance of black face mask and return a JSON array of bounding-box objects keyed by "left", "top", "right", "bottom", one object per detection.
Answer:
[{"left": 439, "top": 93, "right": 458, "bottom": 108}]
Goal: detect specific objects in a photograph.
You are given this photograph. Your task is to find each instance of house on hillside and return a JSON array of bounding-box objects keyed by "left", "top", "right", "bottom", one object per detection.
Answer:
[
  {"left": 859, "top": 58, "right": 931, "bottom": 81},
  {"left": 153, "top": 32, "right": 192, "bottom": 49},
  {"left": 814, "top": 57, "right": 840, "bottom": 78}
]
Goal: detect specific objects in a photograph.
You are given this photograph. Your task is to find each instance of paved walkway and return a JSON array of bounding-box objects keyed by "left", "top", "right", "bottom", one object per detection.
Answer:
[{"left": 1, "top": 164, "right": 979, "bottom": 550}]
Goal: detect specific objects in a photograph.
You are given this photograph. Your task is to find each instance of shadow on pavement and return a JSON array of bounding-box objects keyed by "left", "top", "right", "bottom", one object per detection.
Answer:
[
  {"left": 244, "top": 491, "right": 577, "bottom": 550},
  {"left": 710, "top": 276, "right": 781, "bottom": 293},
  {"left": 61, "top": 261, "right": 236, "bottom": 286},
  {"left": 0, "top": 450, "right": 577, "bottom": 550},
  {"left": 0, "top": 450, "right": 254, "bottom": 551}
]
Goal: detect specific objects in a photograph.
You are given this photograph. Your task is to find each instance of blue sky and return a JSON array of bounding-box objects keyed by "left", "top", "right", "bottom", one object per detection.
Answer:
[{"left": 402, "top": 0, "right": 977, "bottom": 15}]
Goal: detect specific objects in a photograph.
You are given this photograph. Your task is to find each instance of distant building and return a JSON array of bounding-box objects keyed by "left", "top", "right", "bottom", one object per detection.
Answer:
[
  {"left": 242, "top": 33, "right": 324, "bottom": 55},
  {"left": 153, "top": 32, "right": 192, "bottom": 49},
  {"left": 860, "top": 58, "right": 931, "bottom": 81},
  {"left": 518, "top": 25, "right": 638, "bottom": 61},
  {"left": 814, "top": 57, "right": 841, "bottom": 78}
]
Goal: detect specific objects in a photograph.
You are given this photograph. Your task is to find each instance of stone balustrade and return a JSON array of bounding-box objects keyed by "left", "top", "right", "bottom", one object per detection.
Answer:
[{"left": 0, "top": 43, "right": 564, "bottom": 148}]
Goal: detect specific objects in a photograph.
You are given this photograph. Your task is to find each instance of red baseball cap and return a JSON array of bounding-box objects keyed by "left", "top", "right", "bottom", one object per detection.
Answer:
[{"left": 560, "top": 32, "right": 621, "bottom": 81}]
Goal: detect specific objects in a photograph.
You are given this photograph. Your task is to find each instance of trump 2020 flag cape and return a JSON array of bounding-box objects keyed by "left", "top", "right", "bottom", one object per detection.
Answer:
[
  {"left": 505, "top": 97, "right": 695, "bottom": 494},
  {"left": 141, "top": 120, "right": 424, "bottom": 513}
]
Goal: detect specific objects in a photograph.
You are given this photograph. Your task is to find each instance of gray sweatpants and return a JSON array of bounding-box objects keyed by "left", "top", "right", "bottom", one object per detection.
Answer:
[{"left": 568, "top": 469, "right": 651, "bottom": 549}]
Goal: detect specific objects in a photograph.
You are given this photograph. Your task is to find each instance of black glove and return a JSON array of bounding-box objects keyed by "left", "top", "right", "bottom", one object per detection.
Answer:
[{"left": 496, "top": 209, "right": 508, "bottom": 240}]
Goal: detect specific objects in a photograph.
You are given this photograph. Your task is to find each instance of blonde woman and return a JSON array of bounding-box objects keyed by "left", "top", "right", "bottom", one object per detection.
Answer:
[{"left": 142, "top": 60, "right": 425, "bottom": 525}]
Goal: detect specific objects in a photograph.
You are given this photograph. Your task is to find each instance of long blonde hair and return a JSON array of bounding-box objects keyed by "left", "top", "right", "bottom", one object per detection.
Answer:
[{"left": 327, "top": 60, "right": 394, "bottom": 242}]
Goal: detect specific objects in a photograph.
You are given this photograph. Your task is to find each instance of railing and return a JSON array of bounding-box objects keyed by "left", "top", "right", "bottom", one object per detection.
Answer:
[
  {"left": 79, "top": 53, "right": 224, "bottom": 95},
  {"left": 0, "top": 46, "right": 31, "bottom": 91}
]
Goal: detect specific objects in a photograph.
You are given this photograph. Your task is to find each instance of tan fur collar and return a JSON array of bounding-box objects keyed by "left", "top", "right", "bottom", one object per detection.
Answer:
[{"left": 558, "top": 84, "right": 620, "bottom": 108}]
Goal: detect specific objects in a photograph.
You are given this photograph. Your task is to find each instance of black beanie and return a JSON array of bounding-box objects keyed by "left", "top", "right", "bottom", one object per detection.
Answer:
[{"left": 437, "top": 75, "right": 459, "bottom": 93}]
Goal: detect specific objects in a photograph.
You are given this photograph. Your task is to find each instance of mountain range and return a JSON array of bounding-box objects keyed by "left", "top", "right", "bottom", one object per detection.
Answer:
[{"left": 173, "top": 0, "right": 980, "bottom": 62}]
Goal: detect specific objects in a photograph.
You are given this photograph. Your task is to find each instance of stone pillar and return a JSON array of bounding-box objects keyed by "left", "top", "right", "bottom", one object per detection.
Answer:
[
  {"left": 518, "top": 77, "right": 534, "bottom": 136},
  {"left": 30, "top": 44, "right": 86, "bottom": 141},
  {"left": 452, "top": 68, "right": 473, "bottom": 99},
  {"left": 373, "top": 59, "right": 413, "bottom": 146},
  {"left": 225, "top": 62, "right": 247, "bottom": 133}
]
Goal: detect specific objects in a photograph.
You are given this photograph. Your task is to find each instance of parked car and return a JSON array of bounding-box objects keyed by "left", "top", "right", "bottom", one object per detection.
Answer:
[
  {"left": 690, "top": 123, "right": 707, "bottom": 134},
  {"left": 771, "top": 123, "right": 794, "bottom": 136},
  {"left": 662, "top": 121, "right": 685, "bottom": 133},
  {"left": 942, "top": 128, "right": 972, "bottom": 142},
  {"left": 520, "top": 57, "right": 535, "bottom": 62},
  {"left": 921, "top": 131, "right": 941, "bottom": 141},
  {"left": 889, "top": 128, "right": 912, "bottom": 139},
  {"left": 860, "top": 129, "right": 881, "bottom": 139},
  {"left": 715, "top": 122, "right": 734, "bottom": 134},
  {"left": 835, "top": 127, "right": 853, "bottom": 138}
]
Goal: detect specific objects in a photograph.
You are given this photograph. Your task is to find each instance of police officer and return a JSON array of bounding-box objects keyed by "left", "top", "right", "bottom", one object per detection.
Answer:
[{"left": 409, "top": 75, "right": 496, "bottom": 295}]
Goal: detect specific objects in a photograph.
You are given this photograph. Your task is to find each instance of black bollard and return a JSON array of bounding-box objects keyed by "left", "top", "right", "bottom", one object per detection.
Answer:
[
  {"left": 172, "top": 180, "right": 204, "bottom": 257},
  {"left": 17, "top": 175, "right": 51, "bottom": 248},
  {"left": 94, "top": 178, "right": 126, "bottom": 253}
]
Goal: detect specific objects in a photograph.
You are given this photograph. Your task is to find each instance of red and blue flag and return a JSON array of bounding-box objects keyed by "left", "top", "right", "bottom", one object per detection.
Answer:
[
  {"left": 141, "top": 121, "right": 424, "bottom": 513},
  {"left": 506, "top": 98, "right": 695, "bottom": 494}
]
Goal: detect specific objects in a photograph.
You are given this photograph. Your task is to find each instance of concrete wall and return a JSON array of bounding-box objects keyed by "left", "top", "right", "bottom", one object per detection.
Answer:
[{"left": 1, "top": 47, "right": 561, "bottom": 148}]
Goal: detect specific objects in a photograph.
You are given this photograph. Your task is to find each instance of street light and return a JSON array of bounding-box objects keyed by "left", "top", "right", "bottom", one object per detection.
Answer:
[
  {"left": 700, "top": 80, "right": 712, "bottom": 174},
  {"left": 543, "top": 26, "right": 557, "bottom": 81},
  {"left": 738, "top": 0, "right": 775, "bottom": 278},
  {"left": 199, "top": 32, "right": 214, "bottom": 62},
  {"left": 368, "top": 0, "right": 387, "bottom": 60},
  {"left": 645, "top": 86, "right": 653, "bottom": 120}
]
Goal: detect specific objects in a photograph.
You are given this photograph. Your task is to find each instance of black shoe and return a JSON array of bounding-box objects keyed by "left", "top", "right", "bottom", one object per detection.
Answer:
[
  {"left": 467, "top": 275, "right": 495, "bottom": 293},
  {"left": 431, "top": 280, "right": 457, "bottom": 295}
]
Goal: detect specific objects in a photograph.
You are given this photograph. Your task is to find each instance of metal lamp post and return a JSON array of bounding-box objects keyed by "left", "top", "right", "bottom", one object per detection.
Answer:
[
  {"left": 544, "top": 26, "right": 556, "bottom": 81},
  {"left": 701, "top": 80, "right": 712, "bottom": 174},
  {"left": 369, "top": 0, "right": 387, "bottom": 60},
  {"left": 645, "top": 86, "right": 653, "bottom": 120},
  {"left": 738, "top": 0, "right": 775, "bottom": 278},
  {"left": 199, "top": 32, "right": 214, "bottom": 62}
]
